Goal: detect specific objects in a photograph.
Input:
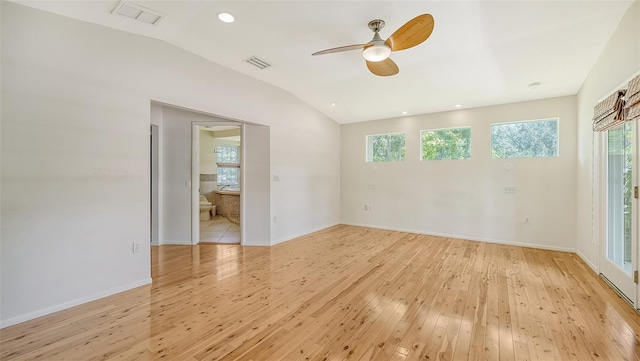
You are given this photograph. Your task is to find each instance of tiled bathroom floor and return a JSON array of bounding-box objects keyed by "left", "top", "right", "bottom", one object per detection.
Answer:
[{"left": 200, "top": 216, "right": 240, "bottom": 244}]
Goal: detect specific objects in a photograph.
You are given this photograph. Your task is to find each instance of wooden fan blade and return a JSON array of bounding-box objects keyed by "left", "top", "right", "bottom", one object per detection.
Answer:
[
  {"left": 366, "top": 58, "right": 399, "bottom": 77},
  {"left": 385, "top": 14, "right": 434, "bottom": 52},
  {"left": 312, "top": 44, "right": 367, "bottom": 56}
]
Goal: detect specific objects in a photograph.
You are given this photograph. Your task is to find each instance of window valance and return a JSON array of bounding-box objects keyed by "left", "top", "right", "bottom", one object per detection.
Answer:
[
  {"left": 593, "top": 89, "right": 626, "bottom": 132},
  {"left": 626, "top": 74, "right": 640, "bottom": 122},
  {"left": 593, "top": 73, "right": 640, "bottom": 132}
]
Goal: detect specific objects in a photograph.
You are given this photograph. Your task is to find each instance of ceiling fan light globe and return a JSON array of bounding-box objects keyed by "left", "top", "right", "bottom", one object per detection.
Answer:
[{"left": 362, "top": 45, "right": 391, "bottom": 62}]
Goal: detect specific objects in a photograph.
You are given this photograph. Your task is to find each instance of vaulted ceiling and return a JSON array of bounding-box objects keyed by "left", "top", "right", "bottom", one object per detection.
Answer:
[{"left": 14, "top": 0, "right": 635, "bottom": 123}]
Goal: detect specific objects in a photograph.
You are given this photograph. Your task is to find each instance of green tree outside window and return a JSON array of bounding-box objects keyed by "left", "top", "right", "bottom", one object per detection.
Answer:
[
  {"left": 367, "top": 133, "right": 405, "bottom": 162},
  {"left": 491, "top": 119, "right": 558, "bottom": 158},
  {"left": 421, "top": 127, "right": 471, "bottom": 160}
]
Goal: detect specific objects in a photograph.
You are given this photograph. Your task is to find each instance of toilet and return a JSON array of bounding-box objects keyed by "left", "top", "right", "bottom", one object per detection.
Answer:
[{"left": 199, "top": 195, "right": 215, "bottom": 221}]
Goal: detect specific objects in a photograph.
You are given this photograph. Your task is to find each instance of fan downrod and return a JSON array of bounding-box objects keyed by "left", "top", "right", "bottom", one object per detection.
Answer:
[{"left": 368, "top": 19, "right": 385, "bottom": 33}]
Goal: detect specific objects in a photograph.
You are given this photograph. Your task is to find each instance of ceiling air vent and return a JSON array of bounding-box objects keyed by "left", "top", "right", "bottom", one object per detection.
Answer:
[
  {"left": 245, "top": 56, "right": 271, "bottom": 70},
  {"left": 112, "top": 1, "right": 163, "bottom": 25}
]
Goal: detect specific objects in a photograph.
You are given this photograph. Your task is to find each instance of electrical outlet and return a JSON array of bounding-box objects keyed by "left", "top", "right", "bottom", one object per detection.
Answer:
[
  {"left": 524, "top": 217, "right": 531, "bottom": 224},
  {"left": 132, "top": 242, "right": 141, "bottom": 253},
  {"left": 504, "top": 186, "right": 516, "bottom": 193}
]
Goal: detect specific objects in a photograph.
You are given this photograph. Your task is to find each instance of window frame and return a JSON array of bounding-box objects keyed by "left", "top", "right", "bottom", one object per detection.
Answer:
[
  {"left": 365, "top": 132, "right": 406, "bottom": 163},
  {"left": 420, "top": 126, "right": 472, "bottom": 161},
  {"left": 490, "top": 117, "right": 560, "bottom": 159},
  {"left": 216, "top": 145, "right": 240, "bottom": 185}
]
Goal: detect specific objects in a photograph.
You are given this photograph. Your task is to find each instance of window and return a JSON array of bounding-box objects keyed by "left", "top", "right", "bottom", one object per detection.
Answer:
[
  {"left": 216, "top": 145, "right": 240, "bottom": 184},
  {"left": 217, "top": 168, "right": 239, "bottom": 184},
  {"left": 216, "top": 145, "right": 239, "bottom": 163},
  {"left": 366, "top": 133, "right": 405, "bottom": 162},
  {"left": 491, "top": 118, "right": 558, "bottom": 158},
  {"left": 421, "top": 127, "right": 471, "bottom": 160},
  {"left": 606, "top": 123, "right": 633, "bottom": 273}
]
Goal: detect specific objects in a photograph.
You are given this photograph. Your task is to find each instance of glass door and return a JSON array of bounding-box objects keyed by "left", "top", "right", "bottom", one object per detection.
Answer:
[{"left": 601, "top": 122, "right": 637, "bottom": 305}]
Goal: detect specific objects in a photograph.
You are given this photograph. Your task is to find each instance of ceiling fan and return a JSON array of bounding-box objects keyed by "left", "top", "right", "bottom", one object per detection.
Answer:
[{"left": 312, "top": 14, "right": 435, "bottom": 77}]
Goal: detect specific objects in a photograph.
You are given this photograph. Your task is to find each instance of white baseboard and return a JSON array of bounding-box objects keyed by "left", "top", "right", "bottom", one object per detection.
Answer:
[
  {"left": 576, "top": 249, "right": 599, "bottom": 273},
  {"left": 161, "top": 239, "right": 192, "bottom": 245},
  {"left": 0, "top": 278, "right": 152, "bottom": 329},
  {"left": 340, "top": 222, "right": 576, "bottom": 253},
  {"left": 271, "top": 222, "right": 341, "bottom": 246}
]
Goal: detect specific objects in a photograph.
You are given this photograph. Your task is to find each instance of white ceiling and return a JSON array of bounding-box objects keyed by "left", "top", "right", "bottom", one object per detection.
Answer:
[{"left": 15, "top": 0, "right": 634, "bottom": 124}]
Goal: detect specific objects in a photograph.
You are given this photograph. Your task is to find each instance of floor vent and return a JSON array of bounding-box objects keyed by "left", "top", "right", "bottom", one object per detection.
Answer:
[
  {"left": 600, "top": 273, "right": 635, "bottom": 309},
  {"left": 245, "top": 56, "right": 271, "bottom": 70},
  {"left": 112, "top": 1, "right": 162, "bottom": 25}
]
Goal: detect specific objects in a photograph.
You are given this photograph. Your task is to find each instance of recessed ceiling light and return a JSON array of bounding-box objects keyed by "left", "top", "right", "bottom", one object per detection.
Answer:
[
  {"left": 218, "top": 12, "right": 235, "bottom": 23},
  {"left": 455, "top": 104, "right": 462, "bottom": 108},
  {"left": 528, "top": 82, "right": 541, "bottom": 89},
  {"left": 330, "top": 102, "right": 337, "bottom": 106},
  {"left": 402, "top": 111, "right": 408, "bottom": 115}
]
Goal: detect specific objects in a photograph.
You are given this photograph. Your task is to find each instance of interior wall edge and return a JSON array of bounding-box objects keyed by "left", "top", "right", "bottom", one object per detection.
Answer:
[
  {"left": 271, "top": 222, "right": 342, "bottom": 246},
  {"left": 576, "top": 249, "right": 599, "bottom": 274},
  {"left": 0, "top": 278, "right": 152, "bottom": 329},
  {"left": 340, "top": 222, "right": 576, "bottom": 254},
  {"left": 160, "top": 240, "right": 193, "bottom": 246}
]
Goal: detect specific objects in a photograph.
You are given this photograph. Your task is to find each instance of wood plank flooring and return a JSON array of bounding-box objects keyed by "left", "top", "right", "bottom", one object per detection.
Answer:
[{"left": 2, "top": 225, "right": 640, "bottom": 360}]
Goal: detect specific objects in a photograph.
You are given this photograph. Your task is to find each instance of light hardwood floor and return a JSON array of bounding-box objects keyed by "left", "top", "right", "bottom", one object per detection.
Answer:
[{"left": 2, "top": 225, "right": 640, "bottom": 360}]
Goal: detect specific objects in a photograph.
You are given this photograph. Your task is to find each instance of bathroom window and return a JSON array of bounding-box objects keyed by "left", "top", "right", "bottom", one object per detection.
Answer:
[
  {"left": 366, "top": 132, "right": 405, "bottom": 162},
  {"left": 421, "top": 127, "right": 471, "bottom": 160},
  {"left": 216, "top": 145, "right": 240, "bottom": 184},
  {"left": 491, "top": 118, "right": 559, "bottom": 158},
  {"left": 216, "top": 146, "right": 239, "bottom": 164},
  {"left": 217, "top": 168, "right": 239, "bottom": 184}
]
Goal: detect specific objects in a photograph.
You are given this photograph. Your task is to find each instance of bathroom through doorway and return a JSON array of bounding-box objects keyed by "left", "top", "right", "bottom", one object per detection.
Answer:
[
  {"left": 197, "top": 124, "right": 242, "bottom": 244},
  {"left": 191, "top": 121, "right": 271, "bottom": 246}
]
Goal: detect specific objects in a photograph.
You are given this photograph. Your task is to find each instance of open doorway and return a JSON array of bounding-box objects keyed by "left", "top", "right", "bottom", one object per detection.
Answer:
[
  {"left": 150, "top": 102, "right": 270, "bottom": 247},
  {"left": 191, "top": 121, "right": 271, "bottom": 246},
  {"left": 197, "top": 125, "right": 241, "bottom": 244}
]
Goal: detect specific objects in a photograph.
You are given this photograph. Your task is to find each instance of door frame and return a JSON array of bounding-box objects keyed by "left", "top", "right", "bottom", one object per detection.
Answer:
[
  {"left": 191, "top": 121, "right": 242, "bottom": 245},
  {"left": 598, "top": 121, "right": 639, "bottom": 308},
  {"left": 150, "top": 124, "right": 161, "bottom": 246}
]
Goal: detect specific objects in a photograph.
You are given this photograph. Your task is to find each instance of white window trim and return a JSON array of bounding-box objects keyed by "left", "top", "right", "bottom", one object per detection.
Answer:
[
  {"left": 419, "top": 126, "right": 472, "bottom": 161},
  {"left": 365, "top": 132, "right": 405, "bottom": 163},
  {"left": 490, "top": 117, "right": 560, "bottom": 159}
]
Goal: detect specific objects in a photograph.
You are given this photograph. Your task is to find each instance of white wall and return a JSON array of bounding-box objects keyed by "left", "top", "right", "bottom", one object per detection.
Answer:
[
  {"left": 243, "top": 124, "right": 271, "bottom": 246},
  {"left": 341, "top": 96, "right": 577, "bottom": 251},
  {"left": 199, "top": 130, "right": 218, "bottom": 198},
  {"left": 200, "top": 130, "right": 217, "bottom": 175},
  {"left": 576, "top": 1, "right": 640, "bottom": 271},
  {"left": 0, "top": 2, "right": 340, "bottom": 326},
  {"left": 159, "top": 106, "right": 198, "bottom": 245}
]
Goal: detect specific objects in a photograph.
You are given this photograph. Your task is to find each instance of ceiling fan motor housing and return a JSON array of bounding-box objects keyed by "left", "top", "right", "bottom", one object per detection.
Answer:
[
  {"left": 368, "top": 19, "right": 385, "bottom": 33},
  {"left": 363, "top": 21, "right": 390, "bottom": 62}
]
